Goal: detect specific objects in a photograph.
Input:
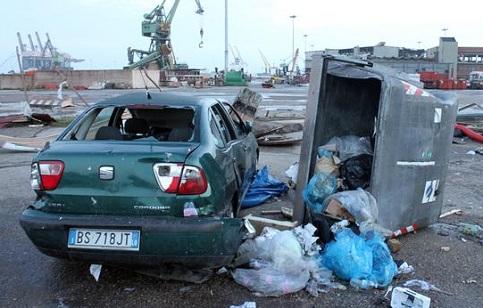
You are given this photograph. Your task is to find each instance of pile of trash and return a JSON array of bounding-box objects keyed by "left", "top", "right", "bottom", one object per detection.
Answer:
[
  {"left": 231, "top": 135, "right": 399, "bottom": 297},
  {"left": 231, "top": 220, "right": 398, "bottom": 297},
  {"left": 231, "top": 224, "right": 341, "bottom": 297}
]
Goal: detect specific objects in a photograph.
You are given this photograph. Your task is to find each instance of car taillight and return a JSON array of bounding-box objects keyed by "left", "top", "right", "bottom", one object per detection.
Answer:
[
  {"left": 31, "top": 161, "right": 64, "bottom": 191},
  {"left": 153, "top": 163, "right": 207, "bottom": 195}
]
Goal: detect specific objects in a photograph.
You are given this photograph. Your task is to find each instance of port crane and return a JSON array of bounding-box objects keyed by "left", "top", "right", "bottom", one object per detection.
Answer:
[{"left": 126, "top": 0, "right": 204, "bottom": 70}]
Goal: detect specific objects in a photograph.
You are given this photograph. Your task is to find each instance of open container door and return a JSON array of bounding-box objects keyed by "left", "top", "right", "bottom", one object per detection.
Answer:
[{"left": 294, "top": 55, "right": 459, "bottom": 233}]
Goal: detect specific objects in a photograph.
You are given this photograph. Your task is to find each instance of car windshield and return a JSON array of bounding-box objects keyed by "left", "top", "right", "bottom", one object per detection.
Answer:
[{"left": 61, "top": 104, "right": 197, "bottom": 142}]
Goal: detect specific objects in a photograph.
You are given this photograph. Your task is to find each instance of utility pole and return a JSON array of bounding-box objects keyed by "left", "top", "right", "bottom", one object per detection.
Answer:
[
  {"left": 224, "top": 0, "right": 229, "bottom": 82},
  {"left": 290, "top": 15, "right": 296, "bottom": 59},
  {"left": 304, "top": 34, "right": 308, "bottom": 53}
]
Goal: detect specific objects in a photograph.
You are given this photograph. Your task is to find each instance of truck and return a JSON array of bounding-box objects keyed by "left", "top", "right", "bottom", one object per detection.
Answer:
[{"left": 468, "top": 71, "right": 483, "bottom": 89}]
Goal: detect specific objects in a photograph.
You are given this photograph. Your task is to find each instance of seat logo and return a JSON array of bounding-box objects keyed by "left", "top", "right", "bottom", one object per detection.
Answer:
[{"left": 99, "top": 166, "right": 114, "bottom": 180}]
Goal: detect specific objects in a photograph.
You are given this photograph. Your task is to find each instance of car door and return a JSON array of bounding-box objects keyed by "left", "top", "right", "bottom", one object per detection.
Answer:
[{"left": 217, "top": 102, "right": 257, "bottom": 202}]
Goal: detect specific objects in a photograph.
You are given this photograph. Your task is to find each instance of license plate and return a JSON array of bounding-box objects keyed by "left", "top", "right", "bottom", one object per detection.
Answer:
[{"left": 68, "top": 228, "right": 140, "bottom": 251}]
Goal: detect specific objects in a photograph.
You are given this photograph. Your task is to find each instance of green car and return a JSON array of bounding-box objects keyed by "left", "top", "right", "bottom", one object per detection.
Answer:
[{"left": 19, "top": 91, "right": 259, "bottom": 270}]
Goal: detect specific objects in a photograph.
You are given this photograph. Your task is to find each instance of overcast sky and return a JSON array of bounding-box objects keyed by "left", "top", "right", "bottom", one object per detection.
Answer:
[{"left": 1, "top": 0, "right": 483, "bottom": 74}]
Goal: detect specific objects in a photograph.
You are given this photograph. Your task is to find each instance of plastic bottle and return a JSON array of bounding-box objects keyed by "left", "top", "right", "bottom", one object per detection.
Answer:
[
  {"left": 350, "top": 278, "right": 378, "bottom": 290},
  {"left": 458, "top": 223, "right": 483, "bottom": 238}
]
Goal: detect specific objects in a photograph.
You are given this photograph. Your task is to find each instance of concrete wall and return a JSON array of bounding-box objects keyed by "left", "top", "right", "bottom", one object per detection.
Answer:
[
  {"left": 131, "top": 69, "right": 160, "bottom": 89},
  {"left": 0, "top": 69, "right": 135, "bottom": 90}
]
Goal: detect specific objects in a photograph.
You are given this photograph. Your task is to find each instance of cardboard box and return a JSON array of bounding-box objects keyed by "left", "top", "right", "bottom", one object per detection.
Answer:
[
  {"left": 323, "top": 198, "right": 355, "bottom": 222},
  {"left": 314, "top": 156, "right": 339, "bottom": 176},
  {"left": 391, "top": 287, "right": 431, "bottom": 308}
]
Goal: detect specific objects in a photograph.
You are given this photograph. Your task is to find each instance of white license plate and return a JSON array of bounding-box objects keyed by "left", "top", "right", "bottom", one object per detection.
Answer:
[{"left": 68, "top": 228, "right": 140, "bottom": 251}]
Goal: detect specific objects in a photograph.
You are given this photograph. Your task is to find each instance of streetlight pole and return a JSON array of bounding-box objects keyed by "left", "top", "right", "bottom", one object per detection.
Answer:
[
  {"left": 290, "top": 15, "right": 296, "bottom": 59},
  {"left": 224, "top": 0, "right": 229, "bottom": 81},
  {"left": 304, "top": 34, "right": 308, "bottom": 53}
]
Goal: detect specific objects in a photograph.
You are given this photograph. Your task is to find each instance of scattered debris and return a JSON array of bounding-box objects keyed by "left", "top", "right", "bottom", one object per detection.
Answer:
[
  {"left": 455, "top": 123, "right": 483, "bottom": 143},
  {"left": 232, "top": 88, "right": 261, "bottom": 123},
  {"left": 391, "top": 287, "right": 431, "bottom": 308},
  {"left": 439, "top": 209, "right": 463, "bottom": 218},
  {"left": 440, "top": 246, "right": 451, "bottom": 252},
  {"left": 437, "top": 230, "right": 449, "bottom": 236},
  {"left": 458, "top": 223, "right": 483, "bottom": 238},
  {"left": 403, "top": 279, "right": 452, "bottom": 295},
  {"left": 391, "top": 223, "right": 418, "bottom": 239},
  {"left": 257, "top": 133, "right": 302, "bottom": 146},
  {"left": 387, "top": 238, "right": 402, "bottom": 253},
  {"left": 241, "top": 165, "right": 288, "bottom": 208},
  {"left": 231, "top": 225, "right": 318, "bottom": 297},
  {"left": 230, "top": 301, "right": 256, "bottom": 308},
  {"left": 243, "top": 214, "right": 298, "bottom": 236},
  {"left": 397, "top": 262, "right": 415, "bottom": 275},
  {"left": 0, "top": 133, "right": 57, "bottom": 152},
  {"left": 90, "top": 264, "right": 102, "bottom": 282}
]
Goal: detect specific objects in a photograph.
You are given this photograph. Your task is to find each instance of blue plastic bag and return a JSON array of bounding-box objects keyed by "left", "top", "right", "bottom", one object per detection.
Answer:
[
  {"left": 363, "top": 230, "right": 398, "bottom": 286},
  {"left": 241, "top": 166, "right": 288, "bottom": 208},
  {"left": 303, "top": 172, "right": 338, "bottom": 213},
  {"left": 321, "top": 228, "right": 373, "bottom": 281},
  {"left": 321, "top": 228, "right": 397, "bottom": 287}
]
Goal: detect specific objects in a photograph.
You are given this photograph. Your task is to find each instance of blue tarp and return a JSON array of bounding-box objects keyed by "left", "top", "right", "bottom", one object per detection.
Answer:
[{"left": 241, "top": 165, "right": 288, "bottom": 208}]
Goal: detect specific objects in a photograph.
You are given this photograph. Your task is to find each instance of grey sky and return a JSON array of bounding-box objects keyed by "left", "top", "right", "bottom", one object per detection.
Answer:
[{"left": 1, "top": 0, "right": 482, "bottom": 74}]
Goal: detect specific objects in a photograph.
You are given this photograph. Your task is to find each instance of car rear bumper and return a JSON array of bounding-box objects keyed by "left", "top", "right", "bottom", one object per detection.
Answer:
[{"left": 19, "top": 209, "right": 247, "bottom": 268}]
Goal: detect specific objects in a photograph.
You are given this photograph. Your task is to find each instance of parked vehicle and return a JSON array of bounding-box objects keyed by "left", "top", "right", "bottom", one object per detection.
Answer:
[
  {"left": 19, "top": 91, "right": 259, "bottom": 269},
  {"left": 468, "top": 71, "right": 483, "bottom": 89}
]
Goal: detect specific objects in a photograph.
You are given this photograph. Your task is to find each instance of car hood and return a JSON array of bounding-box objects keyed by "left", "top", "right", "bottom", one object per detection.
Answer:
[{"left": 32, "top": 141, "right": 202, "bottom": 217}]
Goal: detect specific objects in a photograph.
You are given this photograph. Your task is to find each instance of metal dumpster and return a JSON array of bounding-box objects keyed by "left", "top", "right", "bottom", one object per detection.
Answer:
[{"left": 294, "top": 55, "right": 459, "bottom": 232}]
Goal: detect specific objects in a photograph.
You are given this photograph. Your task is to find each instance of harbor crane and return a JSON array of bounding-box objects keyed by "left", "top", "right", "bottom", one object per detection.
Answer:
[{"left": 126, "top": 0, "right": 204, "bottom": 70}]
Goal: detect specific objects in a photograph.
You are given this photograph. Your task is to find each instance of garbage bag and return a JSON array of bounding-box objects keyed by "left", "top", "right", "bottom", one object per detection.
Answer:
[
  {"left": 303, "top": 172, "right": 338, "bottom": 213},
  {"left": 340, "top": 154, "right": 373, "bottom": 189},
  {"left": 364, "top": 230, "right": 398, "bottom": 286},
  {"left": 321, "top": 228, "right": 397, "bottom": 287},
  {"left": 232, "top": 266, "right": 310, "bottom": 297},
  {"left": 322, "top": 188, "right": 378, "bottom": 233},
  {"left": 325, "top": 135, "right": 373, "bottom": 161},
  {"left": 321, "top": 228, "right": 373, "bottom": 281},
  {"left": 241, "top": 165, "right": 288, "bottom": 208},
  {"left": 232, "top": 229, "right": 312, "bottom": 296}
]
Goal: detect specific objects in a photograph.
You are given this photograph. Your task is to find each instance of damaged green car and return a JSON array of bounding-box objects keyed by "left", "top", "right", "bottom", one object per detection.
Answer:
[{"left": 19, "top": 91, "right": 259, "bottom": 269}]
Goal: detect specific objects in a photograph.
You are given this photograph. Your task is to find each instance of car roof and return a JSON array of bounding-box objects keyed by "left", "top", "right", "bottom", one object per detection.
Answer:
[{"left": 94, "top": 91, "right": 213, "bottom": 107}]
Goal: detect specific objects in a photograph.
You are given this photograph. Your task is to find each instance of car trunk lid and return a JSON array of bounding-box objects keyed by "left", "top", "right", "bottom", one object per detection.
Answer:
[{"left": 33, "top": 141, "right": 201, "bottom": 217}]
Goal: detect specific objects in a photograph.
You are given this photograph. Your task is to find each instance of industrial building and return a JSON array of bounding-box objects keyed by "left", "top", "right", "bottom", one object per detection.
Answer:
[
  {"left": 304, "top": 37, "right": 483, "bottom": 82},
  {"left": 16, "top": 32, "right": 84, "bottom": 72}
]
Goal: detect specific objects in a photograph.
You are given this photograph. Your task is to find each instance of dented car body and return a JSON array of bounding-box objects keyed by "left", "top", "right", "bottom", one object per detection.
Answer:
[{"left": 19, "top": 91, "right": 259, "bottom": 269}]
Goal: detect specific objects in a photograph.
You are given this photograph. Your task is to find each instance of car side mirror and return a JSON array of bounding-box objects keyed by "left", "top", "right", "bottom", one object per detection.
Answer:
[{"left": 244, "top": 121, "right": 253, "bottom": 133}]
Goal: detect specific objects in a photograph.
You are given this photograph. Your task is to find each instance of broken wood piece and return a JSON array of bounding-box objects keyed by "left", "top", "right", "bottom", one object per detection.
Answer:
[
  {"left": 261, "top": 210, "right": 282, "bottom": 215},
  {"left": 281, "top": 207, "right": 293, "bottom": 219}
]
